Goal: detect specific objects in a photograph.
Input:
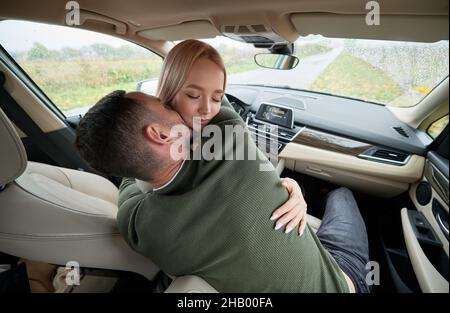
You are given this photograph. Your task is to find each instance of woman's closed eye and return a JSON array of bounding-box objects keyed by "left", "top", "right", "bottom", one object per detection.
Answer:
[
  {"left": 186, "top": 93, "right": 220, "bottom": 103},
  {"left": 213, "top": 93, "right": 224, "bottom": 103},
  {"left": 186, "top": 93, "right": 200, "bottom": 99}
]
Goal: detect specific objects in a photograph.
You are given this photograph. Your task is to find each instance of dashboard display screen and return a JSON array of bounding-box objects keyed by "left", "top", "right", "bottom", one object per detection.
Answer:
[{"left": 255, "top": 103, "right": 294, "bottom": 129}]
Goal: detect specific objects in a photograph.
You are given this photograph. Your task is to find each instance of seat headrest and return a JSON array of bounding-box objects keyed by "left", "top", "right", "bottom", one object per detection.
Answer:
[{"left": 0, "top": 107, "right": 27, "bottom": 186}]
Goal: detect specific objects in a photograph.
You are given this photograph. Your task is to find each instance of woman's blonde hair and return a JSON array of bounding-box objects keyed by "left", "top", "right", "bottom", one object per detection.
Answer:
[{"left": 156, "top": 39, "right": 227, "bottom": 105}]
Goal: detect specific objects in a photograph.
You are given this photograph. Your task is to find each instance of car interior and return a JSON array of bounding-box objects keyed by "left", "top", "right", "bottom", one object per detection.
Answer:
[{"left": 0, "top": 0, "right": 448, "bottom": 293}]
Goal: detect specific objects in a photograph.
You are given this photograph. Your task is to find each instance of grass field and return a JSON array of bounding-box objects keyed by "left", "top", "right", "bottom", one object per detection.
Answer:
[
  {"left": 310, "top": 52, "right": 403, "bottom": 104},
  {"left": 44, "top": 81, "right": 139, "bottom": 112},
  {"left": 295, "top": 43, "right": 332, "bottom": 59},
  {"left": 227, "top": 62, "right": 259, "bottom": 75},
  {"left": 20, "top": 57, "right": 260, "bottom": 113},
  {"left": 21, "top": 58, "right": 163, "bottom": 112},
  {"left": 18, "top": 50, "right": 434, "bottom": 114}
]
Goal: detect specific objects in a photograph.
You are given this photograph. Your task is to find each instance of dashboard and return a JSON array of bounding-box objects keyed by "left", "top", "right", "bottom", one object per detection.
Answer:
[
  {"left": 226, "top": 84, "right": 428, "bottom": 197},
  {"left": 227, "top": 84, "right": 430, "bottom": 160}
]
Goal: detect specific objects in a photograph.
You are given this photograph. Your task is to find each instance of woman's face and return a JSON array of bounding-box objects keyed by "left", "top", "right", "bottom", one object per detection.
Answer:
[{"left": 172, "top": 57, "right": 225, "bottom": 129}]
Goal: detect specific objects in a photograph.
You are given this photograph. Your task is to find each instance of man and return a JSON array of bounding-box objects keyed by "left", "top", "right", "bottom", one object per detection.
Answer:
[{"left": 75, "top": 90, "right": 370, "bottom": 293}]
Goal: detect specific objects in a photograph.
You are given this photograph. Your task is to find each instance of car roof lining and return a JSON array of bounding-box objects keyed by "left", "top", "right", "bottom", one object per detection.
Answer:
[{"left": 0, "top": 0, "right": 448, "bottom": 56}]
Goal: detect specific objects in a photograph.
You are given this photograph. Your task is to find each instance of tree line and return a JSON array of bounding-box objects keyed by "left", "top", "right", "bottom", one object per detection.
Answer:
[{"left": 11, "top": 42, "right": 158, "bottom": 61}]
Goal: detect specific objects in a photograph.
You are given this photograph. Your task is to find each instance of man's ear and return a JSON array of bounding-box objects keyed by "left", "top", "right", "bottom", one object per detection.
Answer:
[{"left": 144, "top": 124, "right": 175, "bottom": 145}]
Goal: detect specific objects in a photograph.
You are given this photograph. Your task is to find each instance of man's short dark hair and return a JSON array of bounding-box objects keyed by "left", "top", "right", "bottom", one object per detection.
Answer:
[{"left": 75, "top": 90, "right": 159, "bottom": 181}]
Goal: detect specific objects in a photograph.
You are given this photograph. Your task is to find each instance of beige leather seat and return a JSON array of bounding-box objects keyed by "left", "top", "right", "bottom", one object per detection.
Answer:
[
  {"left": 0, "top": 107, "right": 323, "bottom": 292},
  {"left": 0, "top": 107, "right": 159, "bottom": 280}
]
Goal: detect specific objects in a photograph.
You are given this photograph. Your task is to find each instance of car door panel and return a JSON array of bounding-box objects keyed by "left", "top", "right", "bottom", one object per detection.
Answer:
[
  {"left": 403, "top": 132, "right": 449, "bottom": 293},
  {"left": 401, "top": 208, "right": 448, "bottom": 292}
]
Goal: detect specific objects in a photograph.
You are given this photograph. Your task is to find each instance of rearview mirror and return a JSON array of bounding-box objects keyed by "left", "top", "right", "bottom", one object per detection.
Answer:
[{"left": 254, "top": 53, "right": 299, "bottom": 70}]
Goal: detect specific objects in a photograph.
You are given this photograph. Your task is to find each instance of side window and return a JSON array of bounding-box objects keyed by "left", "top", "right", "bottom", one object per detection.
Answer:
[
  {"left": 427, "top": 115, "right": 449, "bottom": 139},
  {"left": 0, "top": 20, "right": 162, "bottom": 116}
]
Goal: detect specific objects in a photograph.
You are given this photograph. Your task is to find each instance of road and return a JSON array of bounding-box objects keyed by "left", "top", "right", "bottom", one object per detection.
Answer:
[{"left": 228, "top": 48, "right": 342, "bottom": 88}]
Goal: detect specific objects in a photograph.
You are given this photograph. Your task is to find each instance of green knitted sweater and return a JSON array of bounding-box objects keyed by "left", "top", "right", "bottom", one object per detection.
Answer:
[{"left": 117, "top": 106, "right": 349, "bottom": 293}]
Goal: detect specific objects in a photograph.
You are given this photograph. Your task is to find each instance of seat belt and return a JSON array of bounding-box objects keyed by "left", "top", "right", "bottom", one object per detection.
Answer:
[{"left": 0, "top": 71, "right": 73, "bottom": 168}]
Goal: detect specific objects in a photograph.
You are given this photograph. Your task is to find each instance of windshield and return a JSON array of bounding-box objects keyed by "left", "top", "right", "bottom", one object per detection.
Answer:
[
  {"left": 204, "top": 36, "right": 449, "bottom": 107},
  {"left": 1, "top": 19, "right": 448, "bottom": 110}
]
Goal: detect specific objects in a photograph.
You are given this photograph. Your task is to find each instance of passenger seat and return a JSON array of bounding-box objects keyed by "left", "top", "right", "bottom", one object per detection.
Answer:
[
  {"left": 0, "top": 107, "right": 159, "bottom": 281},
  {"left": 0, "top": 106, "right": 323, "bottom": 293}
]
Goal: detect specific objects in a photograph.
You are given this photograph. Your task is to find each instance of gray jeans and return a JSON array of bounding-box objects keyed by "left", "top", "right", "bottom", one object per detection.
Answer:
[{"left": 316, "top": 187, "right": 371, "bottom": 293}]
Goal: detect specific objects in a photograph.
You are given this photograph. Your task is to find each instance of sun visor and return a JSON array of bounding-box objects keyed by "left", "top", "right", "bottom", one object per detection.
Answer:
[
  {"left": 138, "top": 20, "right": 220, "bottom": 41},
  {"left": 290, "top": 13, "right": 449, "bottom": 42}
]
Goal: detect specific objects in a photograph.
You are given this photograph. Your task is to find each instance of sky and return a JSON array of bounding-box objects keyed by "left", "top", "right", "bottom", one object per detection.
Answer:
[{"left": 0, "top": 19, "right": 248, "bottom": 53}]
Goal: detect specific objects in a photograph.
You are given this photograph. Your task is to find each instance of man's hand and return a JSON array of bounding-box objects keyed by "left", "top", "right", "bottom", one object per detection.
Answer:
[{"left": 270, "top": 177, "right": 307, "bottom": 236}]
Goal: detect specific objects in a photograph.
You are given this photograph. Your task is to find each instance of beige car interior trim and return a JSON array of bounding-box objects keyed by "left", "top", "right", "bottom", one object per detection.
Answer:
[
  {"left": 0, "top": 62, "right": 65, "bottom": 133},
  {"left": 280, "top": 143, "right": 424, "bottom": 197},
  {"left": 388, "top": 78, "right": 449, "bottom": 129},
  {"left": 80, "top": 9, "right": 127, "bottom": 35},
  {"left": 209, "top": 12, "right": 300, "bottom": 43},
  {"left": 139, "top": 20, "right": 221, "bottom": 41},
  {"left": 409, "top": 161, "right": 449, "bottom": 256},
  {"left": 0, "top": 107, "right": 27, "bottom": 186},
  {"left": 409, "top": 181, "right": 449, "bottom": 256},
  {"left": 12, "top": 122, "right": 27, "bottom": 138},
  {"left": 0, "top": 176, "right": 160, "bottom": 281},
  {"left": 424, "top": 160, "right": 449, "bottom": 205},
  {"left": 72, "top": 20, "right": 174, "bottom": 56},
  {"left": 15, "top": 161, "right": 119, "bottom": 218},
  {"left": 290, "top": 13, "right": 449, "bottom": 43},
  {"left": 165, "top": 275, "right": 219, "bottom": 293},
  {"left": 0, "top": 105, "right": 160, "bottom": 280},
  {"left": 0, "top": 232, "right": 159, "bottom": 281},
  {"left": 400, "top": 208, "right": 449, "bottom": 293},
  {"left": 259, "top": 12, "right": 300, "bottom": 43}
]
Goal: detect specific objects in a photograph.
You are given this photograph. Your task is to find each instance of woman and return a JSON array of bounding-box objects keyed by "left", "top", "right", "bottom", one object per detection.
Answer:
[{"left": 155, "top": 39, "right": 308, "bottom": 236}]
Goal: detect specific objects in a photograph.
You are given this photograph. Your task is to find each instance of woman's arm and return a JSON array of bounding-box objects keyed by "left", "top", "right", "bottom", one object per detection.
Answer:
[{"left": 270, "top": 177, "right": 308, "bottom": 236}]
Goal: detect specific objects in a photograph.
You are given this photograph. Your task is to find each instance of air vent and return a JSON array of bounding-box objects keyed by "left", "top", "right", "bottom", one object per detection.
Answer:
[
  {"left": 393, "top": 126, "right": 410, "bottom": 138},
  {"left": 372, "top": 149, "right": 409, "bottom": 162},
  {"left": 358, "top": 147, "right": 410, "bottom": 165}
]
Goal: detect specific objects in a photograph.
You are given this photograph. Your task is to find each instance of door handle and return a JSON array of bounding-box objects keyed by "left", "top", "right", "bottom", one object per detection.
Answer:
[
  {"left": 432, "top": 199, "right": 449, "bottom": 240},
  {"left": 436, "top": 213, "right": 449, "bottom": 238}
]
